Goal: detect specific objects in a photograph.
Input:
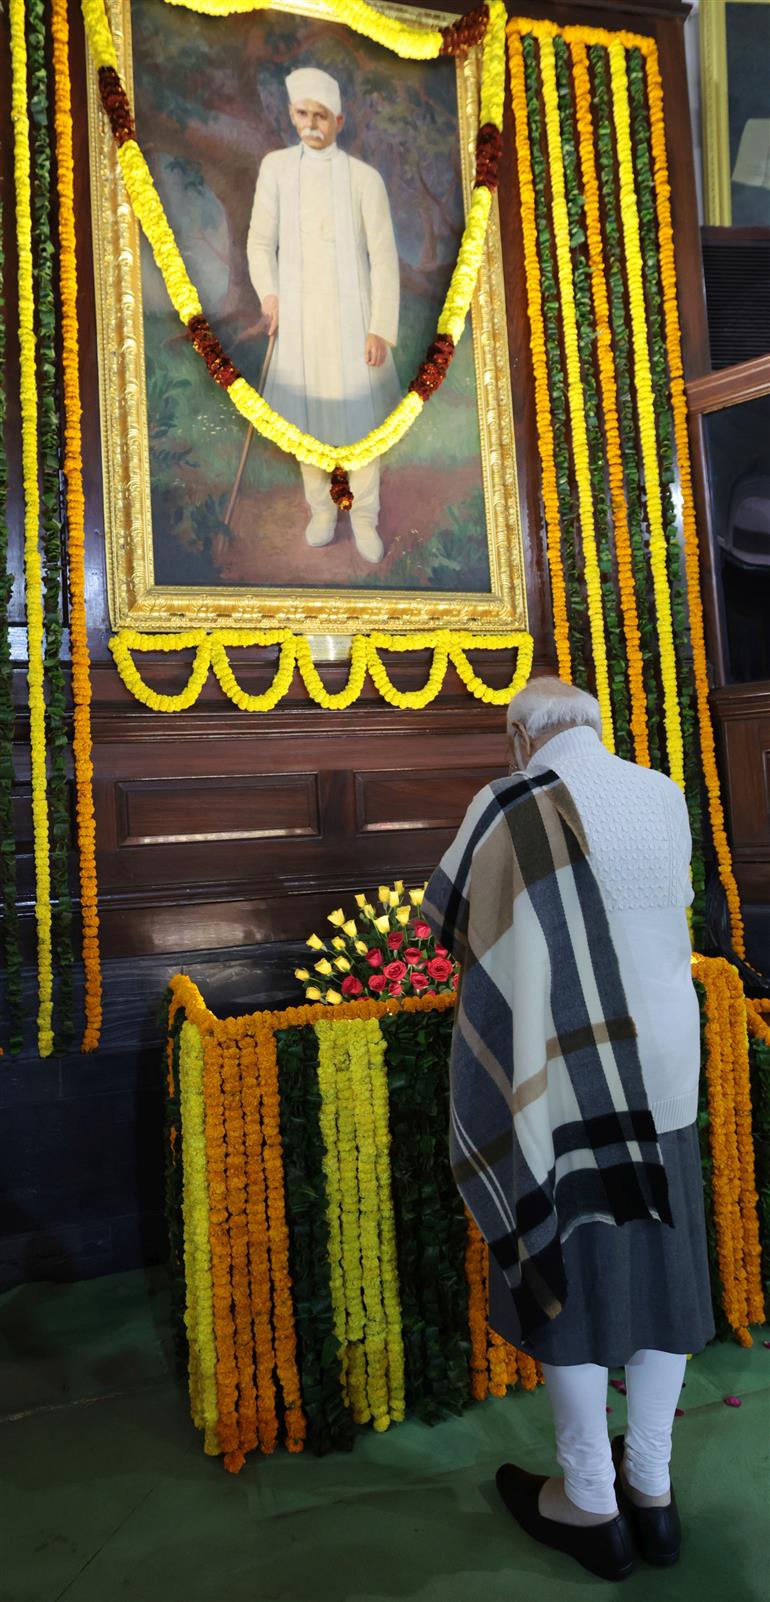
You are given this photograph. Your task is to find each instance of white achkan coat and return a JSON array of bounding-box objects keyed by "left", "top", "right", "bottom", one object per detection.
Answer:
[{"left": 247, "top": 141, "right": 401, "bottom": 447}]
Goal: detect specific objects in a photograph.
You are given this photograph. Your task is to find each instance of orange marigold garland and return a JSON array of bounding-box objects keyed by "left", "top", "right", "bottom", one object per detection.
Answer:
[
  {"left": 51, "top": 0, "right": 102, "bottom": 1049},
  {"left": 254, "top": 1016, "right": 307, "bottom": 1452},
  {"left": 507, "top": 30, "right": 572, "bottom": 680},
  {"left": 239, "top": 1031, "right": 279, "bottom": 1453},
  {"left": 221, "top": 1034, "right": 258, "bottom": 1459},
  {"left": 465, "top": 1214, "right": 490, "bottom": 1401},
  {"left": 643, "top": 51, "right": 745, "bottom": 956},
  {"left": 201, "top": 1030, "right": 242, "bottom": 1464}
]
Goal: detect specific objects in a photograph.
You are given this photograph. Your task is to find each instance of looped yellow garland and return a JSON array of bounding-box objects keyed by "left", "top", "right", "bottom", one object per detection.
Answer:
[
  {"left": 81, "top": 0, "right": 507, "bottom": 474},
  {"left": 109, "top": 628, "right": 534, "bottom": 712}
]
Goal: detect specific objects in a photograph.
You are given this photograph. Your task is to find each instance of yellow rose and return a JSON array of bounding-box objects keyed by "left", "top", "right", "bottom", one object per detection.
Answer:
[
  {"left": 374, "top": 914, "right": 390, "bottom": 935},
  {"left": 409, "top": 887, "right": 425, "bottom": 906},
  {"left": 334, "top": 956, "right": 351, "bottom": 972},
  {"left": 363, "top": 902, "right": 376, "bottom": 918},
  {"left": 388, "top": 890, "right": 400, "bottom": 908},
  {"left": 378, "top": 885, "right": 391, "bottom": 905},
  {"left": 306, "top": 985, "right": 322, "bottom": 1001},
  {"left": 354, "top": 940, "right": 368, "bottom": 956},
  {"left": 395, "top": 906, "right": 411, "bottom": 926},
  {"left": 328, "top": 909, "right": 346, "bottom": 927},
  {"left": 355, "top": 893, "right": 367, "bottom": 909},
  {"left": 307, "top": 933, "right": 324, "bottom": 950},
  {"left": 394, "top": 880, "right": 404, "bottom": 894},
  {"left": 326, "top": 989, "right": 343, "bottom": 1006},
  {"left": 294, "top": 967, "right": 310, "bottom": 981},
  {"left": 331, "top": 936, "right": 345, "bottom": 951},
  {"left": 343, "top": 919, "right": 357, "bottom": 938},
  {"left": 315, "top": 958, "right": 333, "bottom": 976}
]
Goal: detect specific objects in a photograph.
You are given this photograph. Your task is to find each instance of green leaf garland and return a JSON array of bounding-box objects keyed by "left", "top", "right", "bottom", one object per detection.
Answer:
[
  {"left": 28, "top": 0, "right": 74, "bottom": 1045},
  {"left": 0, "top": 193, "right": 24, "bottom": 1053},
  {"left": 380, "top": 1008, "right": 471, "bottom": 1421},
  {"left": 277, "top": 1025, "right": 355, "bottom": 1455},
  {"left": 523, "top": 34, "right": 590, "bottom": 689},
  {"left": 554, "top": 37, "right": 633, "bottom": 756}
]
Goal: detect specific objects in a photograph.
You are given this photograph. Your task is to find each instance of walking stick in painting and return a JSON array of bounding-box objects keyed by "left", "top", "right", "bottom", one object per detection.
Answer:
[{"left": 224, "top": 331, "right": 276, "bottom": 527}]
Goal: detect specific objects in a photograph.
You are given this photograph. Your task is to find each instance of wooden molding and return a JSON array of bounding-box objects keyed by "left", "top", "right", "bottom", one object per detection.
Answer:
[{"left": 686, "top": 353, "right": 770, "bottom": 415}]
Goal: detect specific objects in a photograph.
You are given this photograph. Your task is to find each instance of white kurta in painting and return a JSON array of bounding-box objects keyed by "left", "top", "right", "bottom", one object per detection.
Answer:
[{"left": 247, "top": 142, "right": 401, "bottom": 446}]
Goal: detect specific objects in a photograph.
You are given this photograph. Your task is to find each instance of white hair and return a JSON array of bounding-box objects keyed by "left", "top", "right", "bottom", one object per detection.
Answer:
[{"left": 506, "top": 675, "right": 602, "bottom": 741}]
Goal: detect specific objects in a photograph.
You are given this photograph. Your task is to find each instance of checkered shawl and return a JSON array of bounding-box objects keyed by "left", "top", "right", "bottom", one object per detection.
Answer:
[{"left": 423, "top": 770, "right": 673, "bottom": 1340}]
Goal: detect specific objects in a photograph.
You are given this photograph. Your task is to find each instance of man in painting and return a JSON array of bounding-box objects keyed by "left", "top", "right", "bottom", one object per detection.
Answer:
[{"left": 247, "top": 66, "right": 401, "bottom": 563}]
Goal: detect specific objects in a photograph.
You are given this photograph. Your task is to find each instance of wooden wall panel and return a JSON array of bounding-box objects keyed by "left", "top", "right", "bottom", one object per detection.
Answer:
[{"left": 712, "top": 684, "right": 770, "bottom": 905}]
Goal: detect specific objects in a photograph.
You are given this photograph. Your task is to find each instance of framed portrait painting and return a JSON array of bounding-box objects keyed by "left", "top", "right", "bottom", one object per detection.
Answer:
[
  {"left": 86, "top": 0, "right": 527, "bottom": 634},
  {"left": 701, "top": 0, "right": 770, "bottom": 225}
]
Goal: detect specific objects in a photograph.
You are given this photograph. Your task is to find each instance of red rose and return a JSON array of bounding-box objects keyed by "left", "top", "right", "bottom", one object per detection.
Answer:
[
  {"left": 383, "top": 960, "right": 407, "bottom": 981},
  {"left": 403, "top": 947, "right": 425, "bottom": 967},
  {"left": 410, "top": 972, "right": 430, "bottom": 992},
  {"left": 341, "top": 975, "right": 364, "bottom": 997},
  {"left": 388, "top": 981, "right": 403, "bottom": 997},
  {"left": 412, "top": 921, "right": 431, "bottom": 939},
  {"left": 368, "top": 974, "right": 386, "bottom": 993},
  {"left": 451, "top": 972, "right": 459, "bottom": 989},
  {"left": 386, "top": 931, "right": 404, "bottom": 951},
  {"left": 427, "top": 956, "right": 453, "bottom": 983},
  {"left": 434, "top": 945, "right": 449, "bottom": 958},
  {"left": 367, "top": 948, "right": 383, "bottom": 968}
]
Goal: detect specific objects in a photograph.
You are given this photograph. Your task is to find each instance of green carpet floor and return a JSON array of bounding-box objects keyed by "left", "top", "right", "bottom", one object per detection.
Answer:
[{"left": 2, "top": 1269, "right": 769, "bottom": 1602}]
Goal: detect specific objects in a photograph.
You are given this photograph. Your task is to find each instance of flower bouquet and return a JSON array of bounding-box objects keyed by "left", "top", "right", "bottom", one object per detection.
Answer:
[{"left": 295, "top": 882, "right": 458, "bottom": 1005}]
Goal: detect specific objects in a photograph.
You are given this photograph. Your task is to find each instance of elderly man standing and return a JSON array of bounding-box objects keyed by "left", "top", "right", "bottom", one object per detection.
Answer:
[
  {"left": 424, "top": 676, "right": 714, "bottom": 1583},
  {"left": 247, "top": 66, "right": 401, "bottom": 563}
]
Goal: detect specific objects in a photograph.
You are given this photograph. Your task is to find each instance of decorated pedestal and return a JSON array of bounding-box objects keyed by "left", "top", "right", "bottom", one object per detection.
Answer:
[{"left": 163, "top": 961, "right": 768, "bottom": 1473}]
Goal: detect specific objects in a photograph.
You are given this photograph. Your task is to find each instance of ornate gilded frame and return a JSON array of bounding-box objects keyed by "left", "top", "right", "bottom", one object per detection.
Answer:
[
  {"left": 701, "top": 0, "right": 770, "bottom": 225},
  {"left": 86, "top": 0, "right": 526, "bottom": 634}
]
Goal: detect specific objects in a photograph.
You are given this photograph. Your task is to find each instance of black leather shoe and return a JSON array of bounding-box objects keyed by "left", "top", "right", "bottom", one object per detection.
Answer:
[
  {"left": 495, "top": 1463, "right": 636, "bottom": 1582},
  {"left": 611, "top": 1435, "right": 681, "bottom": 1567}
]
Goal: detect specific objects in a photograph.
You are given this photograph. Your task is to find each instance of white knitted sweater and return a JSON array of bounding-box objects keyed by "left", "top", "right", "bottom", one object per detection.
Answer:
[{"left": 528, "top": 726, "right": 699, "bottom": 1134}]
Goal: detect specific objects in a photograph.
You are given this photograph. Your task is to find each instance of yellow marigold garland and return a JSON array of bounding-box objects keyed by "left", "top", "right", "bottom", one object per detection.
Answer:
[
  {"left": 348, "top": 1018, "right": 394, "bottom": 1430},
  {"left": 607, "top": 42, "right": 684, "bottom": 790},
  {"left": 314, "top": 1018, "right": 351, "bottom": 1408},
  {"left": 507, "top": 31, "right": 571, "bottom": 680},
  {"left": 9, "top": 0, "right": 54, "bottom": 1055},
  {"left": 537, "top": 37, "right": 614, "bottom": 752},
  {"left": 178, "top": 1021, "right": 219, "bottom": 1453},
  {"left": 161, "top": 0, "right": 445, "bottom": 61},
  {"left": 643, "top": 50, "right": 745, "bottom": 954},
  {"left": 82, "top": 0, "right": 506, "bottom": 475},
  {"left": 366, "top": 1016, "right": 406, "bottom": 1423},
  {"left": 109, "top": 628, "right": 534, "bottom": 713},
  {"left": 569, "top": 40, "right": 649, "bottom": 767},
  {"left": 51, "top": 0, "right": 102, "bottom": 1048}
]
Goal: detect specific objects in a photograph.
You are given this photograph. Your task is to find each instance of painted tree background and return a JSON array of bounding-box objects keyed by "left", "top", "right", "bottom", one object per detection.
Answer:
[{"left": 133, "top": 0, "right": 492, "bottom": 594}]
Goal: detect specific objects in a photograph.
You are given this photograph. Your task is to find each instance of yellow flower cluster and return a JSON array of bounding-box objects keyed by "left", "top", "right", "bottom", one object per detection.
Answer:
[
  {"left": 569, "top": 39, "right": 649, "bottom": 768},
  {"left": 110, "top": 628, "right": 534, "bottom": 713},
  {"left": 10, "top": 0, "right": 54, "bottom": 1056},
  {"left": 693, "top": 955, "right": 765, "bottom": 1344},
  {"left": 642, "top": 50, "right": 745, "bottom": 957},
  {"left": 608, "top": 42, "right": 683, "bottom": 791},
  {"left": 538, "top": 38, "right": 614, "bottom": 753},
  {"left": 52, "top": 0, "right": 102, "bottom": 1049},
  {"left": 315, "top": 1017, "right": 405, "bottom": 1430},
  {"left": 82, "top": 0, "right": 505, "bottom": 475},
  {"left": 160, "top": 0, "right": 444, "bottom": 60},
  {"left": 179, "top": 1021, "right": 219, "bottom": 1453},
  {"left": 507, "top": 32, "right": 572, "bottom": 682}
]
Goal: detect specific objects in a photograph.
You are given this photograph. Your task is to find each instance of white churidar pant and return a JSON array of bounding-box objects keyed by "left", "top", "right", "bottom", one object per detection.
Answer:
[{"left": 541, "top": 1349, "right": 688, "bottom": 1513}]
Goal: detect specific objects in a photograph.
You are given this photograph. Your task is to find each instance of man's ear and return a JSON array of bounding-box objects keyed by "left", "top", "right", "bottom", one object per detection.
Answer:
[{"left": 336, "top": 113, "right": 345, "bottom": 135}]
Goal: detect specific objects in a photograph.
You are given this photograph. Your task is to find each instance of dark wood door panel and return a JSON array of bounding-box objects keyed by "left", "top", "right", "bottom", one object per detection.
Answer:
[
  {"left": 355, "top": 766, "right": 506, "bottom": 833},
  {"left": 115, "top": 773, "right": 320, "bottom": 848}
]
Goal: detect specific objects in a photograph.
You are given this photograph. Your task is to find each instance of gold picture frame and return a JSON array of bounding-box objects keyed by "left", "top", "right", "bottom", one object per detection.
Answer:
[
  {"left": 701, "top": 0, "right": 770, "bottom": 226},
  {"left": 86, "top": 0, "right": 527, "bottom": 634}
]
